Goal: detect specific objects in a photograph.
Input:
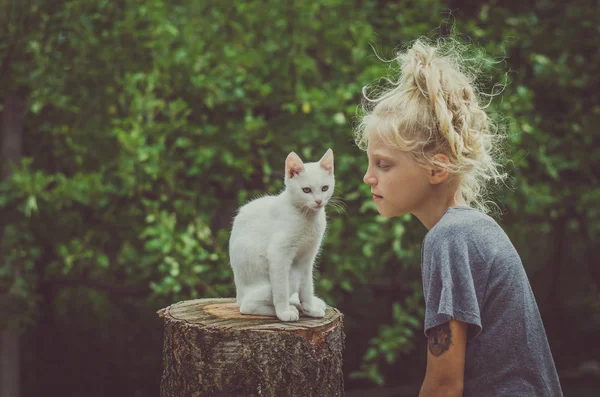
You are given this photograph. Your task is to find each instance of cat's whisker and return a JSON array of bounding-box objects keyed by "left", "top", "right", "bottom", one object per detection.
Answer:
[
  {"left": 336, "top": 201, "right": 348, "bottom": 211},
  {"left": 329, "top": 197, "right": 346, "bottom": 205},
  {"left": 328, "top": 202, "right": 348, "bottom": 216},
  {"left": 334, "top": 201, "right": 349, "bottom": 216},
  {"left": 328, "top": 197, "right": 347, "bottom": 211},
  {"left": 301, "top": 202, "right": 314, "bottom": 216},
  {"left": 326, "top": 198, "right": 343, "bottom": 214},
  {"left": 294, "top": 201, "right": 311, "bottom": 215}
]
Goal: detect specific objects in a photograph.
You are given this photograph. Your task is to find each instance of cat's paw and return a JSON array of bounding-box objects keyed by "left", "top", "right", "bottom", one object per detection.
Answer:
[
  {"left": 301, "top": 297, "right": 326, "bottom": 318},
  {"left": 289, "top": 293, "right": 303, "bottom": 312},
  {"left": 289, "top": 292, "right": 300, "bottom": 306},
  {"left": 276, "top": 305, "right": 299, "bottom": 322},
  {"left": 313, "top": 296, "right": 327, "bottom": 312}
]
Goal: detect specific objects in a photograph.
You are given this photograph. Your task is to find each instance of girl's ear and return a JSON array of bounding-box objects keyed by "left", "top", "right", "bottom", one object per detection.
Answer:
[
  {"left": 286, "top": 152, "right": 305, "bottom": 178},
  {"left": 319, "top": 148, "right": 334, "bottom": 174},
  {"left": 428, "top": 153, "right": 450, "bottom": 185}
]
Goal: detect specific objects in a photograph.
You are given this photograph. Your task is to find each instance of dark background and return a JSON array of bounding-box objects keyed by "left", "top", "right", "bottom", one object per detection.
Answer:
[{"left": 1, "top": 0, "right": 599, "bottom": 396}]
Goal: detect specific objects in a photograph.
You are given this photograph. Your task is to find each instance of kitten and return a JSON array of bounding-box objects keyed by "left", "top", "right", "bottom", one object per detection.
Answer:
[{"left": 229, "top": 149, "right": 334, "bottom": 321}]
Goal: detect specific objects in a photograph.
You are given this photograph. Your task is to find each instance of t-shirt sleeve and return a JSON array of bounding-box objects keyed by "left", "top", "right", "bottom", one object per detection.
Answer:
[{"left": 422, "top": 230, "right": 483, "bottom": 340}]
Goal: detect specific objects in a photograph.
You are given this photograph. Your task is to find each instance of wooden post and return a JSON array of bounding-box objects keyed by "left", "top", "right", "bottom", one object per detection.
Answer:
[{"left": 158, "top": 298, "right": 345, "bottom": 397}]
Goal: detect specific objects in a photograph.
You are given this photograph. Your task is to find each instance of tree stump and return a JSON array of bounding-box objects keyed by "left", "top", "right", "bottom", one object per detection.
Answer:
[{"left": 158, "top": 298, "right": 345, "bottom": 397}]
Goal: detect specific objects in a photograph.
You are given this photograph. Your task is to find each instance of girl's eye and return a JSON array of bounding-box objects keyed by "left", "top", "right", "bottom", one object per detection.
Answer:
[
  {"left": 322, "top": 186, "right": 329, "bottom": 192},
  {"left": 377, "top": 161, "right": 390, "bottom": 169},
  {"left": 302, "top": 188, "right": 312, "bottom": 193}
]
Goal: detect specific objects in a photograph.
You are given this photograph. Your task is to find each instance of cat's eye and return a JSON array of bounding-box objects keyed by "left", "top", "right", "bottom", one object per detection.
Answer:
[
  {"left": 322, "top": 186, "right": 329, "bottom": 192},
  {"left": 302, "top": 188, "right": 312, "bottom": 193}
]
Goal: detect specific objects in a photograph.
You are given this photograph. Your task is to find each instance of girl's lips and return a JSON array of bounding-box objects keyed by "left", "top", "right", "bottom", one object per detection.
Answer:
[{"left": 372, "top": 194, "right": 383, "bottom": 200}]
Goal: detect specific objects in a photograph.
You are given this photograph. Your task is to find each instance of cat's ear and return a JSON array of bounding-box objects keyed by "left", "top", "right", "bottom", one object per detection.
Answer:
[
  {"left": 285, "top": 152, "right": 305, "bottom": 178},
  {"left": 319, "top": 148, "right": 334, "bottom": 174}
]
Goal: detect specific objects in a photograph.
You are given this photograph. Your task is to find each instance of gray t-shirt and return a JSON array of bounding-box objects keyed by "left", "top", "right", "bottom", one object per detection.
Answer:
[{"left": 422, "top": 206, "right": 563, "bottom": 396}]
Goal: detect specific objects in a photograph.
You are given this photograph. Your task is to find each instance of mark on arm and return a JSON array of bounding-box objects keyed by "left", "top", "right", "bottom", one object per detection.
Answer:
[{"left": 427, "top": 322, "right": 452, "bottom": 356}]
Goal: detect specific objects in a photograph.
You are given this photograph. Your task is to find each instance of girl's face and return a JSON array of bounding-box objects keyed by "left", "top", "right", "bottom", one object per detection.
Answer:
[{"left": 363, "top": 136, "right": 432, "bottom": 218}]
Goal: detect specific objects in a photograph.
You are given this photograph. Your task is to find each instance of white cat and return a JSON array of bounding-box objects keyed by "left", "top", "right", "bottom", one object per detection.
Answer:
[{"left": 229, "top": 149, "right": 334, "bottom": 322}]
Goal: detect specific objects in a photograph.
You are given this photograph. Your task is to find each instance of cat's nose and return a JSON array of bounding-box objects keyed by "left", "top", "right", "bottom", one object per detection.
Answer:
[{"left": 315, "top": 200, "right": 322, "bottom": 206}]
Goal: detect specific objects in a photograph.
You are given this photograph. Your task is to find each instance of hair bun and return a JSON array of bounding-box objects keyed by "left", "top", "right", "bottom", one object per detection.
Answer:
[{"left": 355, "top": 37, "right": 508, "bottom": 215}]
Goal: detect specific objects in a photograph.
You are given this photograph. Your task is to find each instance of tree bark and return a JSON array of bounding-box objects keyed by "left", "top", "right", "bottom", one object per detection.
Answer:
[
  {"left": 1, "top": 93, "right": 23, "bottom": 397},
  {"left": 158, "top": 298, "right": 345, "bottom": 397}
]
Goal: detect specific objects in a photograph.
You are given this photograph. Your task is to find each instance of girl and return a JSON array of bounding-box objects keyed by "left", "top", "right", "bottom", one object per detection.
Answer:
[{"left": 355, "top": 38, "right": 563, "bottom": 396}]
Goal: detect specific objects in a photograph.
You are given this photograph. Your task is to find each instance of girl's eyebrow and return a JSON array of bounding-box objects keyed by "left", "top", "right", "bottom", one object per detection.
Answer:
[{"left": 370, "top": 151, "right": 395, "bottom": 161}]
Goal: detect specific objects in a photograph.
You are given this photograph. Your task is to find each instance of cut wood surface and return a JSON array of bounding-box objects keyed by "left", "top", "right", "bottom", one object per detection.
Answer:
[{"left": 159, "top": 298, "right": 345, "bottom": 397}]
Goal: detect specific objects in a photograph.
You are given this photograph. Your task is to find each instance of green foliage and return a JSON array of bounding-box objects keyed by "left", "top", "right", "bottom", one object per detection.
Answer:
[{"left": 1, "top": 0, "right": 598, "bottom": 393}]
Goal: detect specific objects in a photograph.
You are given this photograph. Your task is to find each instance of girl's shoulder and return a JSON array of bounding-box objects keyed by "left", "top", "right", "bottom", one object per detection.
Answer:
[{"left": 424, "top": 206, "right": 506, "bottom": 249}]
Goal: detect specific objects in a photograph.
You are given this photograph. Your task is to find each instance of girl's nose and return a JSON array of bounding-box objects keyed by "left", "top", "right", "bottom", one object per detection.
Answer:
[{"left": 363, "top": 170, "right": 376, "bottom": 185}]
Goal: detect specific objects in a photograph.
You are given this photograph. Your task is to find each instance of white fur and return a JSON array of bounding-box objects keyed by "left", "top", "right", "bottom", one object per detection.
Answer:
[{"left": 229, "top": 149, "right": 334, "bottom": 321}]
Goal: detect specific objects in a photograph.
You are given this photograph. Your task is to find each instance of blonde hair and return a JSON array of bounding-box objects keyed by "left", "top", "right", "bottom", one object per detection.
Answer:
[{"left": 355, "top": 37, "right": 508, "bottom": 215}]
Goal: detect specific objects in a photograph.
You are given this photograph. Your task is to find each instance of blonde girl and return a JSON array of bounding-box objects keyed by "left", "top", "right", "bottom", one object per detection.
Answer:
[{"left": 355, "top": 38, "right": 563, "bottom": 397}]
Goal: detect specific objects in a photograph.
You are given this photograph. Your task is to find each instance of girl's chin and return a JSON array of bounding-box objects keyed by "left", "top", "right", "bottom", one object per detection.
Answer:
[
  {"left": 376, "top": 207, "right": 393, "bottom": 218},
  {"left": 377, "top": 205, "right": 407, "bottom": 219}
]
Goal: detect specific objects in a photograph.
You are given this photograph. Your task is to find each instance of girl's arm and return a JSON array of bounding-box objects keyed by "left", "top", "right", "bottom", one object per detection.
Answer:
[{"left": 419, "top": 319, "right": 468, "bottom": 397}]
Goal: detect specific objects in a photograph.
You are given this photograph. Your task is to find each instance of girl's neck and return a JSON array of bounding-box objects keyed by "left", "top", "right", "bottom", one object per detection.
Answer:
[{"left": 414, "top": 190, "right": 464, "bottom": 230}]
